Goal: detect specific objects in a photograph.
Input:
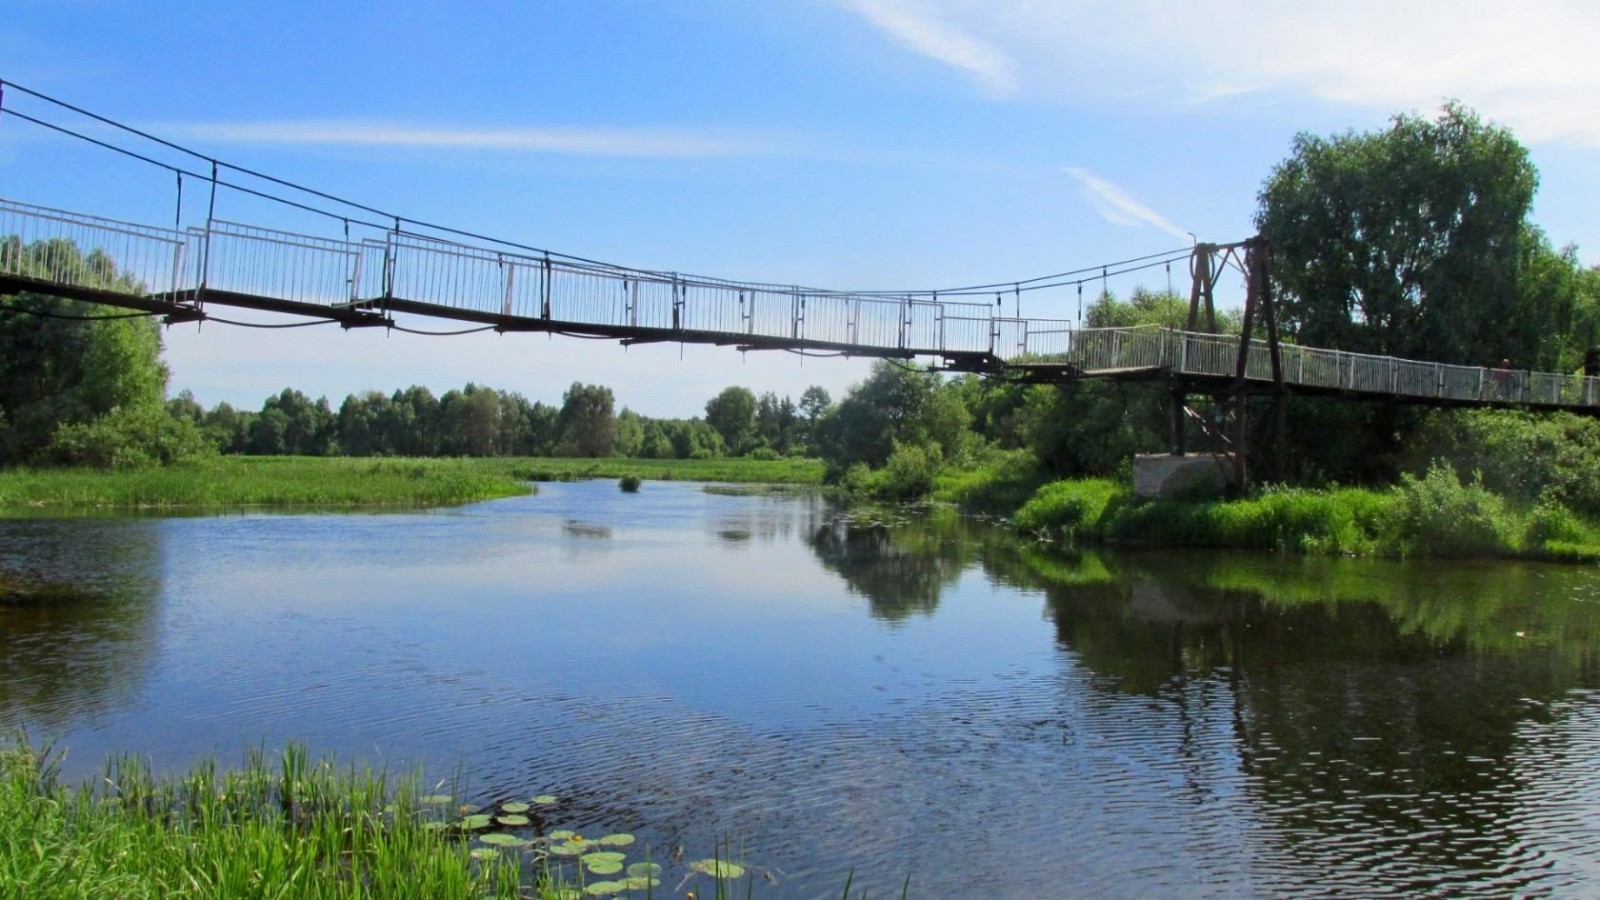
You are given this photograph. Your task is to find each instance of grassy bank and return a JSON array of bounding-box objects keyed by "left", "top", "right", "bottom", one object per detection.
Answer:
[
  {"left": 0, "top": 455, "right": 822, "bottom": 513},
  {"left": 1, "top": 737, "right": 816, "bottom": 899},
  {"left": 935, "top": 457, "right": 1600, "bottom": 562},
  {"left": 0, "top": 457, "right": 535, "bottom": 511},
  {"left": 0, "top": 739, "right": 530, "bottom": 899}
]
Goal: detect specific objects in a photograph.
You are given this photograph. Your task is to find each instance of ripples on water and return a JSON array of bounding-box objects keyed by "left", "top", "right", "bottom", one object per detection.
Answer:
[{"left": 3, "top": 482, "right": 1599, "bottom": 897}]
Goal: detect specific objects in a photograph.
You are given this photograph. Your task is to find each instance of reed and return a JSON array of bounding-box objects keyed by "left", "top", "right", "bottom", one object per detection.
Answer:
[{"left": 0, "top": 737, "right": 544, "bottom": 899}]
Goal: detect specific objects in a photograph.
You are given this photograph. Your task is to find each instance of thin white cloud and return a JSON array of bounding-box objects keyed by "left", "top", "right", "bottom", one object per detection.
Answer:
[
  {"left": 840, "top": 0, "right": 1019, "bottom": 95},
  {"left": 1063, "top": 166, "right": 1189, "bottom": 241},
  {"left": 840, "top": 1, "right": 1600, "bottom": 147},
  {"left": 161, "top": 120, "right": 766, "bottom": 159}
]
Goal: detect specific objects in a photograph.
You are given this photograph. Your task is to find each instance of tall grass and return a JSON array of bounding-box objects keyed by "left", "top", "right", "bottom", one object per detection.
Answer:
[
  {"left": 0, "top": 737, "right": 539, "bottom": 899},
  {"left": 0, "top": 457, "right": 534, "bottom": 511},
  {"left": 1003, "top": 461, "right": 1600, "bottom": 561}
]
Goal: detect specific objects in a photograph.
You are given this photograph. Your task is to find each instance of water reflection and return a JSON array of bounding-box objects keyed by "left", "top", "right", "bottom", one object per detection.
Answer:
[
  {"left": 806, "top": 507, "right": 975, "bottom": 621},
  {"left": 0, "top": 518, "right": 163, "bottom": 733},
  {"left": 805, "top": 507, "right": 1600, "bottom": 894}
]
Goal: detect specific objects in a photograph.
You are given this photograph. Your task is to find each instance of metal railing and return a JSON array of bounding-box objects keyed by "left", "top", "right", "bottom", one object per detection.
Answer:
[{"left": 4, "top": 196, "right": 1600, "bottom": 412}]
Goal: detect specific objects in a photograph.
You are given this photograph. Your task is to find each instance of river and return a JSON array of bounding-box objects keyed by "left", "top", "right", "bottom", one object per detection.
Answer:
[{"left": 4, "top": 479, "right": 1599, "bottom": 897}]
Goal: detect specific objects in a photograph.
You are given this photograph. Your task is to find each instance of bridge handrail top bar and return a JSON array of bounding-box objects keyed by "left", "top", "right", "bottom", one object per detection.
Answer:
[{"left": 0, "top": 198, "right": 186, "bottom": 244}]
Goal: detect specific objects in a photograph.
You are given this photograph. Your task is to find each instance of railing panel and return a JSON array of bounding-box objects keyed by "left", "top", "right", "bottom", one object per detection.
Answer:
[
  {"left": 0, "top": 199, "right": 189, "bottom": 298},
  {"left": 1172, "top": 332, "right": 1236, "bottom": 377},
  {"left": 204, "top": 223, "right": 361, "bottom": 306},
  {"left": 904, "top": 301, "right": 940, "bottom": 352},
  {"left": 993, "top": 318, "right": 1027, "bottom": 360},
  {"left": 1438, "top": 365, "right": 1481, "bottom": 402},
  {"left": 747, "top": 287, "right": 798, "bottom": 340},
  {"left": 942, "top": 315, "right": 992, "bottom": 354},
  {"left": 679, "top": 281, "right": 745, "bottom": 334},
  {"left": 1393, "top": 359, "right": 1440, "bottom": 398}
]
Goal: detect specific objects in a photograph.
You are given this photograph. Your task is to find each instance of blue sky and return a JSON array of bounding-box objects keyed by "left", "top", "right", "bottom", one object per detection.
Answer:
[{"left": 5, "top": 0, "right": 1600, "bottom": 418}]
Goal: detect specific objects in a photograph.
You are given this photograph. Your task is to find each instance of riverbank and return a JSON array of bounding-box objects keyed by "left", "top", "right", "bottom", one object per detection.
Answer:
[
  {"left": 0, "top": 455, "right": 824, "bottom": 512},
  {"left": 0, "top": 457, "right": 535, "bottom": 510},
  {"left": 931, "top": 455, "right": 1600, "bottom": 563},
  {"left": 495, "top": 455, "right": 824, "bottom": 484}
]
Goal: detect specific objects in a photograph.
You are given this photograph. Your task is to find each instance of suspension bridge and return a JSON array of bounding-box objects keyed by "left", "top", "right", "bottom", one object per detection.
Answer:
[{"left": 2, "top": 80, "right": 1598, "bottom": 482}]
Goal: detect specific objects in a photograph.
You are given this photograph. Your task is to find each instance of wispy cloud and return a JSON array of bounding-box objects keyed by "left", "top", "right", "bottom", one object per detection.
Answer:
[
  {"left": 161, "top": 120, "right": 766, "bottom": 159},
  {"left": 839, "top": 1, "right": 1600, "bottom": 147},
  {"left": 840, "top": 0, "right": 1019, "bottom": 95},
  {"left": 1063, "top": 166, "right": 1189, "bottom": 241}
]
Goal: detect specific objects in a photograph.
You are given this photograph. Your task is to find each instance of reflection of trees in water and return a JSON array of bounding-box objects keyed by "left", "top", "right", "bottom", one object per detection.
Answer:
[
  {"left": 709, "top": 491, "right": 818, "bottom": 547},
  {"left": 805, "top": 506, "right": 982, "bottom": 621},
  {"left": 999, "top": 546, "right": 1600, "bottom": 892},
  {"left": 0, "top": 518, "right": 163, "bottom": 733},
  {"left": 809, "top": 507, "right": 1600, "bottom": 890}
]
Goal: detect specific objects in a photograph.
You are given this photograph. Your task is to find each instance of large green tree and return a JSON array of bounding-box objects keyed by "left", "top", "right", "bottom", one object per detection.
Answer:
[
  {"left": 1257, "top": 103, "right": 1544, "bottom": 368},
  {"left": 704, "top": 386, "right": 758, "bottom": 455},
  {"left": 556, "top": 382, "right": 617, "bottom": 457},
  {"left": 0, "top": 240, "right": 171, "bottom": 464},
  {"left": 814, "top": 361, "right": 971, "bottom": 473}
]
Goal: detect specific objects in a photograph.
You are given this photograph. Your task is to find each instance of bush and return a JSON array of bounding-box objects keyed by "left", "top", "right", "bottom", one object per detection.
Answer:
[
  {"left": 1013, "top": 478, "right": 1122, "bottom": 541},
  {"left": 618, "top": 473, "right": 642, "bottom": 493},
  {"left": 876, "top": 443, "right": 941, "bottom": 500},
  {"left": 44, "top": 406, "right": 215, "bottom": 469},
  {"left": 747, "top": 447, "right": 781, "bottom": 461},
  {"left": 1393, "top": 460, "right": 1512, "bottom": 557}
]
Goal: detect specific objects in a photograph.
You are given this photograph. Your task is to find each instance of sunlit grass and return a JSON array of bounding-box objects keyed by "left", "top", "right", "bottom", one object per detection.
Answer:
[{"left": 0, "top": 456, "right": 534, "bottom": 511}]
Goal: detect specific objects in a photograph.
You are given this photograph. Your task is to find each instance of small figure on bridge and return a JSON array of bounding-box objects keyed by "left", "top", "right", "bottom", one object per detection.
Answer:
[{"left": 1493, "top": 358, "right": 1515, "bottom": 401}]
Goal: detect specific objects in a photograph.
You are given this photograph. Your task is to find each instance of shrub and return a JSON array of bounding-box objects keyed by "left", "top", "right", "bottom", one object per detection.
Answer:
[
  {"left": 44, "top": 406, "right": 215, "bottom": 469},
  {"left": 1013, "top": 479, "right": 1122, "bottom": 541},
  {"left": 618, "top": 473, "right": 642, "bottom": 493},
  {"left": 876, "top": 443, "right": 940, "bottom": 500},
  {"left": 1392, "top": 460, "right": 1511, "bottom": 557},
  {"left": 747, "top": 447, "right": 781, "bottom": 461}
]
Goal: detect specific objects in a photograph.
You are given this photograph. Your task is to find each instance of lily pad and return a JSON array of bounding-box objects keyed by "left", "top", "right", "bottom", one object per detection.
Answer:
[
  {"left": 549, "top": 890, "right": 582, "bottom": 900},
  {"left": 623, "top": 876, "right": 661, "bottom": 891},
  {"left": 500, "top": 801, "right": 530, "bottom": 814},
  {"left": 469, "top": 847, "right": 499, "bottom": 861},
  {"left": 532, "top": 794, "right": 559, "bottom": 805},
  {"left": 582, "top": 852, "right": 627, "bottom": 865},
  {"left": 549, "top": 841, "right": 589, "bottom": 856},
  {"left": 479, "top": 833, "right": 523, "bottom": 847},
  {"left": 421, "top": 794, "right": 453, "bottom": 805},
  {"left": 690, "top": 859, "right": 746, "bottom": 879},
  {"left": 496, "top": 814, "right": 530, "bottom": 827},
  {"left": 585, "top": 860, "right": 624, "bottom": 876},
  {"left": 548, "top": 829, "right": 577, "bottom": 841},
  {"left": 597, "top": 833, "right": 635, "bottom": 847},
  {"left": 626, "top": 862, "right": 663, "bottom": 878},
  {"left": 584, "top": 882, "right": 627, "bottom": 897},
  {"left": 460, "top": 814, "right": 493, "bottom": 831}
]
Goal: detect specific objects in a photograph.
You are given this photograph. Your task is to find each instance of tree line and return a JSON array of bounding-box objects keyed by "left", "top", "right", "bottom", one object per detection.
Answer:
[{"left": 160, "top": 381, "right": 836, "bottom": 463}]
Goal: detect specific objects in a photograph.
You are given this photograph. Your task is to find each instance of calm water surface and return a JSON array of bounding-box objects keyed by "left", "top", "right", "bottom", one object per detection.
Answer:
[{"left": 4, "top": 480, "right": 1600, "bottom": 897}]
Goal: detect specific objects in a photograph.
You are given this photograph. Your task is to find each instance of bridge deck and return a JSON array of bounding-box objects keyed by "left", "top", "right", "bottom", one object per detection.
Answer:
[{"left": 2, "top": 197, "right": 1597, "bottom": 414}]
